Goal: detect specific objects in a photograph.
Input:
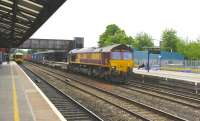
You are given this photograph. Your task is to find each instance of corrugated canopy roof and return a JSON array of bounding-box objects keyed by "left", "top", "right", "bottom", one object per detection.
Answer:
[{"left": 0, "top": 0, "right": 66, "bottom": 47}]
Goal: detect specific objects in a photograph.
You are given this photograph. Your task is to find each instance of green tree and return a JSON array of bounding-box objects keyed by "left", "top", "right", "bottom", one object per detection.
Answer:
[
  {"left": 176, "top": 38, "right": 200, "bottom": 59},
  {"left": 183, "top": 42, "right": 200, "bottom": 59},
  {"left": 161, "top": 29, "right": 180, "bottom": 52},
  {"left": 27, "top": 49, "right": 38, "bottom": 54},
  {"left": 134, "top": 32, "right": 154, "bottom": 50},
  {"left": 176, "top": 39, "right": 186, "bottom": 55},
  {"left": 98, "top": 24, "right": 135, "bottom": 47}
]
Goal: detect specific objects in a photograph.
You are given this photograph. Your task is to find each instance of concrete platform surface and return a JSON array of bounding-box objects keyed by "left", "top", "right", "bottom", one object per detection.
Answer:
[
  {"left": 0, "top": 62, "right": 66, "bottom": 121},
  {"left": 133, "top": 68, "right": 200, "bottom": 83}
]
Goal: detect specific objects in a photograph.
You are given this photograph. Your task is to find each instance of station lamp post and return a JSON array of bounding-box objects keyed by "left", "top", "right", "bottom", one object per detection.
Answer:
[{"left": 159, "top": 55, "right": 162, "bottom": 70}]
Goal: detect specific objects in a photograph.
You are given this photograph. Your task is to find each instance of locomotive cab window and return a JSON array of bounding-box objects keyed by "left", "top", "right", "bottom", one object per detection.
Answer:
[
  {"left": 14, "top": 55, "right": 23, "bottom": 59},
  {"left": 111, "top": 52, "right": 121, "bottom": 60},
  {"left": 71, "top": 54, "right": 76, "bottom": 61},
  {"left": 123, "top": 52, "right": 132, "bottom": 60},
  {"left": 111, "top": 51, "right": 132, "bottom": 60}
]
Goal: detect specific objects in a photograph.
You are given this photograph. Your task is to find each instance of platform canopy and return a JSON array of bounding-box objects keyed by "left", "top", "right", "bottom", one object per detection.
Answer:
[{"left": 0, "top": 0, "right": 66, "bottom": 47}]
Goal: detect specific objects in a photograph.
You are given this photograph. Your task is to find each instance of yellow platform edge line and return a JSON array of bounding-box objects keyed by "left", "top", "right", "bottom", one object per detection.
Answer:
[{"left": 10, "top": 64, "right": 20, "bottom": 121}]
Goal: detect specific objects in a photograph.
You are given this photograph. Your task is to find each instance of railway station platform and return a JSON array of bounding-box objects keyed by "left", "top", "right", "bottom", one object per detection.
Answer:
[
  {"left": 133, "top": 68, "right": 200, "bottom": 83},
  {"left": 0, "top": 62, "right": 66, "bottom": 121},
  {"left": 133, "top": 68, "right": 200, "bottom": 93}
]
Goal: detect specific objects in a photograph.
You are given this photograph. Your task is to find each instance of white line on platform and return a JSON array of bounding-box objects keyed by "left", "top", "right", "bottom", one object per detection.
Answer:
[{"left": 24, "top": 91, "right": 36, "bottom": 121}]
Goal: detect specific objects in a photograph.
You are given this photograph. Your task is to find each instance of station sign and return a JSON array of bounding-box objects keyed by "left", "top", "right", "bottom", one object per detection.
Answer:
[
  {"left": 143, "top": 47, "right": 161, "bottom": 54},
  {"left": 148, "top": 48, "right": 160, "bottom": 54}
]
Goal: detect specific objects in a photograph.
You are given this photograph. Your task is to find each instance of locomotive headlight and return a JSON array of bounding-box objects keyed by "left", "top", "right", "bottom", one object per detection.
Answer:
[{"left": 112, "top": 66, "right": 116, "bottom": 69}]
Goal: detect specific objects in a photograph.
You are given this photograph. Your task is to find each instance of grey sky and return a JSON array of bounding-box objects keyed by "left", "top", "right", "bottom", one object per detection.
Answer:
[{"left": 31, "top": 0, "right": 200, "bottom": 47}]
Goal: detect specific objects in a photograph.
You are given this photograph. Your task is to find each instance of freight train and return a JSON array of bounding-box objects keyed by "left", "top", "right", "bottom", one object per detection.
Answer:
[
  {"left": 28, "top": 44, "right": 134, "bottom": 83},
  {"left": 67, "top": 44, "right": 134, "bottom": 82}
]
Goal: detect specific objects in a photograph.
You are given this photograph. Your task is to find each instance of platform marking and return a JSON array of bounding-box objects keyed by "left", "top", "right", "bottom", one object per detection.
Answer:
[
  {"left": 10, "top": 64, "right": 20, "bottom": 121},
  {"left": 24, "top": 90, "right": 36, "bottom": 121}
]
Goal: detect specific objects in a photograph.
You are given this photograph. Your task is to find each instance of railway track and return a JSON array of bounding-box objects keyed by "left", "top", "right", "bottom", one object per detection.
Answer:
[
  {"left": 35, "top": 61, "right": 200, "bottom": 99},
  {"left": 21, "top": 65, "right": 104, "bottom": 121},
  {"left": 25, "top": 62, "right": 190, "bottom": 121},
  {"left": 130, "top": 74, "right": 199, "bottom": 95},
  {"left": 128, "top": 79, "right": 200, "bottom": 100},
  {"left": 29, "top": 62, "right": 200, "bottom": 108},
  {"left": 121, "top": 82, "right": 200, "bottom": 108}
]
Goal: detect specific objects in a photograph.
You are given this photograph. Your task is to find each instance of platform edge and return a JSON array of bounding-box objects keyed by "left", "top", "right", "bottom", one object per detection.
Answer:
[{"left": 16, "top": 63, "right": 67, "bottom": 121}]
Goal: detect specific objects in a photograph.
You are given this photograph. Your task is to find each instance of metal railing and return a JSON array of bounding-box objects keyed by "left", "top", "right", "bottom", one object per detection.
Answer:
[{"left": 135, "top": 59, "right": 200, "bottom": 73}]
